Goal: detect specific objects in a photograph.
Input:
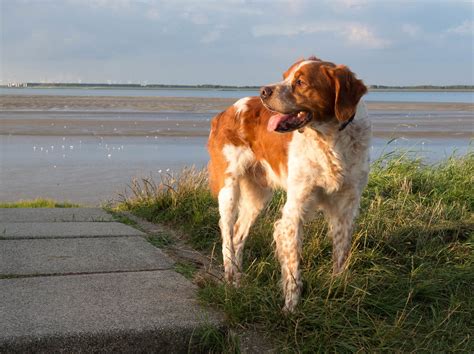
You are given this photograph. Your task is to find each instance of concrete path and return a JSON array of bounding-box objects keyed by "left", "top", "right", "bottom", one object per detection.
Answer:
[{"left": 0, "top": 208, "right": 221, "bottom": 353}]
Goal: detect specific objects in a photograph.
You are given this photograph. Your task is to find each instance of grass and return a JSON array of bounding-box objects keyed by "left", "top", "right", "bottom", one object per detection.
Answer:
[
  {"left": 146, "top": 233, "right": 174, "bottom": 248},
  {"left": 190, "top": 324, "right": 240, "bottom": 353},
  {"left": 175, "top": 261, "right": 198, "bottom": 280},
  {"left": 104, "top": 209, "right": 139, "bottom": 226},
  {"left": 116, "top": 153, "right": 474, "bottom": 352},
  {"left": 0, "top": 198, "right": 80, "bottom": 208}
]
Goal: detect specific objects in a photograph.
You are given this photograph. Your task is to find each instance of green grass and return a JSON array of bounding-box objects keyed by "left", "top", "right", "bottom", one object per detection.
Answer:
[
  {"left": 0, "top": 198, "right": 80, "bottom": 208},
  {"left": 190, "top": 324, "right": 240, "bottom": 353},
  {"left": 104, "top": 209, "right": 139, "bottom": 226},
  {"left": 146, "top": 233, "right": 174, "bottom": 248},
  {"left": 175, "top": 261, "right": 198, "bottom": 280},
  {"left": 116, "top": 153, "right": 474, "bottom": 352}
]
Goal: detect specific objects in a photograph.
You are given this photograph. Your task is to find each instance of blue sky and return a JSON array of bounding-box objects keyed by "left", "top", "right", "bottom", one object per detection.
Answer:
[{"left": 1, "top": 0, "right": 473, "bottom": 86}]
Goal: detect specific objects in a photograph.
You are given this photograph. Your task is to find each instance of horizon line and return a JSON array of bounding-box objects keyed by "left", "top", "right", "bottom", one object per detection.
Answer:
[{"left": 3, "top": 82, "right": 474, "bottom": 90}]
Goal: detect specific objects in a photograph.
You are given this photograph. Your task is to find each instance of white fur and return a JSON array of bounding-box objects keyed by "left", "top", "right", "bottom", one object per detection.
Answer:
[
  {"left": 215, "top": 100, "right": 371, "bottom": 311},
  {"left": 284, "top": 60, "right": 315, "bottom": 83},
  {"left": 218, "top": 144, "right": 256, "bottom": 283},
  {"left": 233, "top": 97, "right": 253, "bottom": 115},
  {"left": 222, "top": 144, "right": 255, "bottom": 175},
  {"left": 261, "top": 159, "right": 287, "bottom": 189}
]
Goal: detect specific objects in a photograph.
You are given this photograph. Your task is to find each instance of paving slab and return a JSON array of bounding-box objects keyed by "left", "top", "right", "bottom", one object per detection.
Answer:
[
  {"left": 0, "top": 208, "right": 114, "bottom": 223},
  {"left": 0, "top": 237, "right": 173, "bottom": 276},
  {"left": 0, "top": 271, "right": 222, "bottom": 353},
  {"left": 0, "top": 221, "right": 145, "bottom": 239}
]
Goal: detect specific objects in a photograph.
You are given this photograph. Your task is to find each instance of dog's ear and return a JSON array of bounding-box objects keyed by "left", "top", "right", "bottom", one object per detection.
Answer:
[{"left": 324, "top": 65, "right": 367, "bottom": 122}]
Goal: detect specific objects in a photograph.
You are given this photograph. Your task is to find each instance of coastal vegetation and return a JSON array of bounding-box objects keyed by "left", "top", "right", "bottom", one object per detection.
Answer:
[{"left": 116, "top": 152, "right": 473, "bottom": 352}]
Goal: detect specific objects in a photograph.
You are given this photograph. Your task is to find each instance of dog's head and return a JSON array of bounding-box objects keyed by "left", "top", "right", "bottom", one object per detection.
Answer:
[{"left": 261, "top": 56, "right": 367, "bottom": 133}]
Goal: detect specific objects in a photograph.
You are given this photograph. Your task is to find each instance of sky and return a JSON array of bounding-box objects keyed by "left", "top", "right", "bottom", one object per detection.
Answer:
[{"left": 1, "top": 0, "right": 473, "bottom": 86}]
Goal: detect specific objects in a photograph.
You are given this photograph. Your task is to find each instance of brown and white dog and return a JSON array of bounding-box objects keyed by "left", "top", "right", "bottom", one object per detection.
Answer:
[{"left": 207, "top": 56, "right": 370, "bottom": 312}]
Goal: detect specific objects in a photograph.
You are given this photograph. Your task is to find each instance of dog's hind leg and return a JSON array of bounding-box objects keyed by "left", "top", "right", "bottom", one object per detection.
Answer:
[
  {"left": 218, "top": 144, "right": 257, "bottom": 284},
  {"left": 231, "top": 176, "right": 272, "bottom": 285},
  {"left": 218, "top": 176, "right": 240, "bottom": 284}
]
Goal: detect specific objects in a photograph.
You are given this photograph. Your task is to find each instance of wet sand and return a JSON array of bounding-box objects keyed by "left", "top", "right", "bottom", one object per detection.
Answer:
[
  {"left": 2, "top": 94, "right": 473, "bottom": 112},
  {"left": 0, "top": 95, "right": 233, "bottom": 113},
  {"left": 1, "top": 95, "right": 472, "bottom": 139}
]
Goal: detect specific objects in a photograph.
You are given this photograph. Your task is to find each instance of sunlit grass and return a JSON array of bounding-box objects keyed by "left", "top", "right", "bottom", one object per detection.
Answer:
[
  {"left": 116, "top": 152, "right": 473, "bottom": 352},
  {"left": 0, "top": 198, "right": 80, "bottom": 208}
]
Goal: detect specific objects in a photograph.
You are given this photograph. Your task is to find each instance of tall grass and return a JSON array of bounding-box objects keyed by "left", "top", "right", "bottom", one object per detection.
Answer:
[{"left": 117, "top": 153, "right": 473, "bottom": 352}]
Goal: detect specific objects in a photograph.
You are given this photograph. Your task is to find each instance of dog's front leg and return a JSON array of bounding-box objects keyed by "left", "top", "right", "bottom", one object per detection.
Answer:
[
  {"left": 274, "top": 216, "right": 302, "bottom": 313},
  {"left": 273, "top": 185, "right": 312, "bottom": 313}
]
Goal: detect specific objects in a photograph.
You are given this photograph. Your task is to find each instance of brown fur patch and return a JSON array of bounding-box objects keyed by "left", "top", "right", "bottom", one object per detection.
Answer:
[{"left": 207, "top": 97, "right": 292, "bottom": 196}]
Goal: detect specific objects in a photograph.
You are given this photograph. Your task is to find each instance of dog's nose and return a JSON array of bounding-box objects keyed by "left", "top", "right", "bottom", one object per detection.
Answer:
[{"left": 260, "top": 86, "right": 273, "bottom": 99}]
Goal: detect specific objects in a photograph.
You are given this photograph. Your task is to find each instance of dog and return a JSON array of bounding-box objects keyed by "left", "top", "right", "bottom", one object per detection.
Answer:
[{"left": 207, "top": 56, "right": 370, "bottom": 312}]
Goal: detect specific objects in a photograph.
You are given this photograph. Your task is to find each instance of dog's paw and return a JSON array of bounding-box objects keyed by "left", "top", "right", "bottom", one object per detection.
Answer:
[
  {"left": 230, "top": 272, "right": 242, "bottom": 287},
  {"left": 282, "top": 304, "right": 295, "bottom": 315},
  {"left": 332, "top": 262, "right": 349, "bottom": 276},
  {"left": 282, "top": 299, "right": 297, "bottom": 315},
  {"left": 224, "top": 269, "right": 242, "bottom": 287}
]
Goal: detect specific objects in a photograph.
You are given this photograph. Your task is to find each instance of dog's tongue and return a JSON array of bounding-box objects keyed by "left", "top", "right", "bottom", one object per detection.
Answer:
[{"left": 268, "top": 113, "right": 292, "bottom": 132}]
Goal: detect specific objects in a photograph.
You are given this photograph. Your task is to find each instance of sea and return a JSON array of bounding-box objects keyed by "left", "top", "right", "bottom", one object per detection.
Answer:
[{"left": 1, "top": 88, "right": 472, "bottom": 204}]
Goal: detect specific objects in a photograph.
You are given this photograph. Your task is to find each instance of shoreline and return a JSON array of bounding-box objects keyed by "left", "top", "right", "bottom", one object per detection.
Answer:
[
  {"left": 1, "top": 95, "right": 472, "bottom": 140},
  {"left": 1, "top": 94, "right": 473, "bottom": 112}
]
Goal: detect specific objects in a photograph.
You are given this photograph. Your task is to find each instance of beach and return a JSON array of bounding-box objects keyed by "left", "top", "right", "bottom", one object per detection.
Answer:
[
  {"left": 1, "top": 94, "right": 472, "bottom": 204},
  {"left": 1, "top": 95, "right": 472, "bottom": 139}
]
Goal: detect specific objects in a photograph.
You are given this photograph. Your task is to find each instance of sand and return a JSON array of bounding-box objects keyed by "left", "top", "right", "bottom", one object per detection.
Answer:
[
  {"left": 1, "top": 94, "right": 473, "bottom": 112},
  {"left": 0, "top": 95, "right": 234, "bottom": 113},
  {"left": 1, "top": 95, "right": 473, "bottom": 139}
]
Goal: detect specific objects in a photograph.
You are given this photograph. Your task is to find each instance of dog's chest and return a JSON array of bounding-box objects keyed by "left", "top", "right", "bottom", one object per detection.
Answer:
[{"left": 286, "top": 130, "right": 345, "bottom": 193}]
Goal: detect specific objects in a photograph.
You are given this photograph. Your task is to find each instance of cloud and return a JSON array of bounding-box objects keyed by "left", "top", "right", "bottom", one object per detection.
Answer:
[
  {"left": 252, "top": 22, "right": 389, "bottom": 48},
  {"left": 446, "top": 20, "right": 474, "bottom": 36},
  {"left": 402, "top": 24, "right": 421, "bottom": 38},
  {"left": 181, "top": 11, "right": 209, "bottom": 25},
  {"left": 344, "top": 24, "right": 389, "bottom": 48},
  {"left": 68, "top": 0, "right": 133, "bottom": 10},
  {"left": 200, "top": 30, "right": 221, "bottom": 44},
  {"left": 331, "top": 0, "right": 369, "bottom": 9},
  {"left": 281, "top": 0, "right": 308, "bottom": 15},
  {"left": 146, "top": 7, "right": 160, "bottom": 20},
  {"left": 251, "top": 22, "right": 320, "bottom": 37}
]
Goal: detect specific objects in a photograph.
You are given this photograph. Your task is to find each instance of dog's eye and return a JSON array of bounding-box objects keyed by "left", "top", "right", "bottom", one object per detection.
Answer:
[{"left": 295, "top": 79, "right": 304, "bottom": 87}]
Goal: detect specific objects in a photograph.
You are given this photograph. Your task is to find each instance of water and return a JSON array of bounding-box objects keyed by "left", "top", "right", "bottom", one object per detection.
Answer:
[
  {"left": 1, "top": 88, "right": 472, "bottom": 204},
  {"left": 1, "top": 87, "right": 259, "bottom": 99},
  {"left": 0, "top": 135, "right": 208, "bottom": 204},
  {"left": 2, "top": 87, "right": 473, "bottom": 103},
  {"left": 366, "top": 90, "right": 473, "bottom": 103},
  {"left": 1, "top": 134, "right": 470, "bottom": 204}
]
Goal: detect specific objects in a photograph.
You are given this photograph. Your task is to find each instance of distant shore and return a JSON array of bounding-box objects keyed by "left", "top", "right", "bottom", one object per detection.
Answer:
[{"left": 2, "top": 84, "right": 473, "bottom": 92}]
